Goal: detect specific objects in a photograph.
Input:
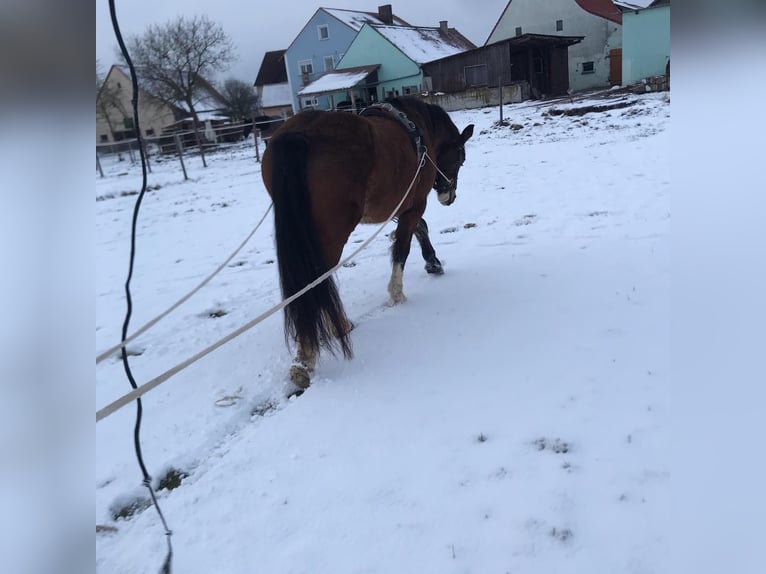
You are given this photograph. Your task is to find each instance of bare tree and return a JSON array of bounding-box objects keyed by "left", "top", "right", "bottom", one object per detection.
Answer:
[
  {"left": 220, "top": 79, "right": 259, "bottom": 123},
  {"left": 126, "top": 15, "right": 236, "bottom": 167}
]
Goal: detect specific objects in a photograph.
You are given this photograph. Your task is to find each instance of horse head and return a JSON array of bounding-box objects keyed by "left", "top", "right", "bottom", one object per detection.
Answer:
[{"left": 433, "top": 123, "right": 474, "bottom": 206}]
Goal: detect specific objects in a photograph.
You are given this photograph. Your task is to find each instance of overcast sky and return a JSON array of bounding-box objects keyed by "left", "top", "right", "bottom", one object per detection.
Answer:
[{"left": 97, "top": 0, "right": 509, "bottom": 83}]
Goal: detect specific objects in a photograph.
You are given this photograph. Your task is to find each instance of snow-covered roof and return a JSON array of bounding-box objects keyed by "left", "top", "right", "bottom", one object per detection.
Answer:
[
  {"left": 298, "top": 65, "right": 380, "bottom": 96},
  {"left": 613, "top": 0, "right": 660, "bottom": 10},
  {"left": 323, "top": 8, "right": 409, "bottom": 31},
  {"left": 261, "top": 83, "right": 292, "bottom": 107},
  {"left": 373, "top": 25, "right": 476, "bottom": 65}
]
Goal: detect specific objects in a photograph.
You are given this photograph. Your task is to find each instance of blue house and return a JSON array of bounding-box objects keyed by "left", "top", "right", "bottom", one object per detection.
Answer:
[{"left": 284, "top": 4, "right": 410, "bottom": 113}]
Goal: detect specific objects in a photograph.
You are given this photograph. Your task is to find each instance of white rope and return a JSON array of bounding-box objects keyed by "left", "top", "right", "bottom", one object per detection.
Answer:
[
  {"left": 96, "top": 153, "right": 431, "bottom": 422},
  {"left": 95, "top": 204, "right": 273, "bottom": 364},
  {"left": 426, "top": 153, "right": 453, "bottom": 185}
]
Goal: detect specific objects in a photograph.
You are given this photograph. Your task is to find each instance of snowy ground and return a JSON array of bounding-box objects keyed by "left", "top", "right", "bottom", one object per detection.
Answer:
[{"left": 96, "top": 91, "right": 670, "bottom": 573}]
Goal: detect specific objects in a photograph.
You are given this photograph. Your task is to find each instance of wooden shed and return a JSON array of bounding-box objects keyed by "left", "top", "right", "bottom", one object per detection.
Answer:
[{"left": 422, "top": 33, "right": 583, "bottom": 99}]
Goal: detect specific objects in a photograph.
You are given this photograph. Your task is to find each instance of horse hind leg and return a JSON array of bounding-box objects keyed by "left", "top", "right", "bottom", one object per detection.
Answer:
[
  {"left": 289, "top": 337, "right": 318, "bottom": 390},
  {"left": 414, "top": 218, "right": 444, "bottom": 275}
]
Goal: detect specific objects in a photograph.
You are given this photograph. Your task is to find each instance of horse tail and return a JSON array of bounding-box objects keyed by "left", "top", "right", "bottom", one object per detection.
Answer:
[{"left": 269, "top": 132, "right": 353, "bottom": 359}]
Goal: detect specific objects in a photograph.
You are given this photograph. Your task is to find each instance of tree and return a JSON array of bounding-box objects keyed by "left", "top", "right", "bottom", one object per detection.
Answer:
[
  {"left": 126, "top": 15, "right": 236, "bottom": 167},
  {"left": 220, "top": 78, "right": 259, "bottom": 123}
]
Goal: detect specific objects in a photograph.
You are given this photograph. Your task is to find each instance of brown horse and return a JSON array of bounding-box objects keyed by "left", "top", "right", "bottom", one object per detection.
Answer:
[{"left": 261, "top": 97, "right": 474, "bottom": 388}]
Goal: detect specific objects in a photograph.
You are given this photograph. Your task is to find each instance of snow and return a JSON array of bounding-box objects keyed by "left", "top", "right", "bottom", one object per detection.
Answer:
[
  {"left": 613, "top": 0, "right": 657, "bottom": 9},
  {"left": 96, "top": 91, "right": 670, "bottom": 573},
  {"left": 298, "top": 67, "right": 378, "bottom": 96},
  {"left": 374, "top": 25, "right": 473, "bottom": 64},
  {"left": 324, "top": 8, "right": 409, "bottom": 31}
]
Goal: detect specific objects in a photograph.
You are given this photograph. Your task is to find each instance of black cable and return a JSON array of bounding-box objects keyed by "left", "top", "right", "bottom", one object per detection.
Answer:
[{"left": 108, "top": 1, "right": 173, "bottom": 572}]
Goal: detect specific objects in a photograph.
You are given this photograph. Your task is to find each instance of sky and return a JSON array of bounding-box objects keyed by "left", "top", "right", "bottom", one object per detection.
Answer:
[
  {"left": 96, "top": 0, "right": 509, "bottom": 83},
  {"left": 94, "top": 91, "right": 676, "bottom": 573}
]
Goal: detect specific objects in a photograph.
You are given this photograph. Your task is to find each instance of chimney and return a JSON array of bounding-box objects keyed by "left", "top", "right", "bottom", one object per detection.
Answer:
[
  {"left": 439, "top": 20, "right": 449, "bottom": 34},
  {"left": 378, "top": 5, "right": 393, "bottom": 25}
]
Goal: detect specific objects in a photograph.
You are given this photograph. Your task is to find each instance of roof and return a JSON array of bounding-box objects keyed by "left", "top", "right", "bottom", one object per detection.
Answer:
[
  {"left": 260, "top": 83, "right": 293, "bottom": 107},
  {"left": 255, "top": 50, "right": 287, "bottom": 86},
  {"left": 573, "top": 0, "right": 622, "bottom": 24},
  {"left": 298, "top": 65, "right": 380, "bottom": 96},
  {"left": 425, "top": 33, "right": 583, "bottom": 67},
  {"left": 372, "top": 25, "right": 477, "bottom": 65},
  {"left": 323, "top": 7, "right": 410, "bottom": 31}
]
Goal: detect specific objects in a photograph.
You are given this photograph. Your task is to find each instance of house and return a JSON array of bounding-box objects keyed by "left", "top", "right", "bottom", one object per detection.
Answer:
[
  {"left": 96, "top": 65, "right": 181, "bottom": 145},
  {"left": 253, "top": 50, "right": 293, "bottom": 117},
  {"left": 421, "top": 33, "right": 584, "bottom": 108},
  {"left": 486, "top": 0, "right": 623, "bottom": 92},
  {"left": 298, "top": 21, "right": 475, "bottom": 110},
  {"left": 96, "top": 64, "right": 228, "bottom": 147},
  {"left": 614, "top": 0, "right": 670, "bottom": 86},
  {"left": 284, "top": 4, "right": 411, "bottom": 113}
]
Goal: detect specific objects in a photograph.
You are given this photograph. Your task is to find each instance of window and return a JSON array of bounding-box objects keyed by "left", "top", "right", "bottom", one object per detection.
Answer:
[
  {"left": 323, "top": 55, "right": 335, "bottom": 71},
  {"left": 100, "top": 134, "right": 109, "bottom": 143},
  {"left": 299, "top": 60, "right": 314, "bottom": 85},
  {"left": 515, "top": 26, "right": 522, "bottom": 37},
  {"left": 464, "top": 64, "right": 488, "bottom": 87},
  {"left": 145, "top": 128, "right": 155, "bottom": 137},
  {"left": 302, "top": 97, "right": 318, "bottom": 108},
  {"left": 581, "top": 61, "right": 595, "bottom": 74},
  {"left": 123, "top": 117, "right": 134, "bottom": 130},
  {"left": 299, "top": 60, "right": 314, "bottom": 75},
  {"left": 556, "top": 19, "right": 563, "bottom": 31},
  {"left": 403, "top": 85, "right": 419, "bottom": 95},
  {"left": 318, "top": 24, "right": 329, "bottom": 40}
]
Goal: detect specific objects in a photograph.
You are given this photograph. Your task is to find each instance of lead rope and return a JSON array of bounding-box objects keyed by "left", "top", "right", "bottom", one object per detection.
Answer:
[
  {"left": 426, "top": 153, "right": 453, "bottom": 186},
  {"left": 96, "top": 204, "right": 273, "bottom": 364},
  {"left": 97, "top": 151, "right": 431, "bottom": 422},
  {"left": 108, "top": 1, "right": 173, "bottom": 571}
]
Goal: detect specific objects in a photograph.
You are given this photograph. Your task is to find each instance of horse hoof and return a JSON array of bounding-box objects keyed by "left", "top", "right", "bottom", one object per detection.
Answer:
[
  {"left": 289, "top": 364, "right": 311, "bottom": 389},
  {"left": 425, "top": 261, "right": 444, "bottom": 275},
  {"left": 388, "top": 292, "right": 407, "bottom": 306}
]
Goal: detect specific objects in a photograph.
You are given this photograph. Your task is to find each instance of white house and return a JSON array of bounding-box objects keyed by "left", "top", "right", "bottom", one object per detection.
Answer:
[{"left": 486, "top": 0, "right": 623, "bottom": 91}]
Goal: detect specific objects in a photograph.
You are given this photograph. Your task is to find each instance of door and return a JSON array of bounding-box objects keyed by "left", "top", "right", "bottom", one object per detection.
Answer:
[{"left": 609, "top": 49, "right": 623, "bottom": 86}]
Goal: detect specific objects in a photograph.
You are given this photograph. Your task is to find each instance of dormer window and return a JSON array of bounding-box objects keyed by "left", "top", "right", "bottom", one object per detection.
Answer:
[{"left": 318, "top": 25, "right": 330, "bottom": 40}]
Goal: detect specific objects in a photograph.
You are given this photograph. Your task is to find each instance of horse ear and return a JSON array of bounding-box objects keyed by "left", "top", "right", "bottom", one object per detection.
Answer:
[{"left": 460, "top": 124, "right": 474, "bottom": 143}]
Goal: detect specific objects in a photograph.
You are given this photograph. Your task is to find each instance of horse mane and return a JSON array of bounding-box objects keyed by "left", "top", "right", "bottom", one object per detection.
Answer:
[{"left": 384, "top": 96, "right": 456, "bottom": 141}]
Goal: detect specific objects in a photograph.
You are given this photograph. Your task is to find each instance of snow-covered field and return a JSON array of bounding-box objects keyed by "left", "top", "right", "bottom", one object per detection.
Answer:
[{"left": 96, "top": 91, "right": 670, "bottom": 573}]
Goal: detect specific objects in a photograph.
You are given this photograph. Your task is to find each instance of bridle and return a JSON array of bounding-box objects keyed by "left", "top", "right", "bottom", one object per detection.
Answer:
[{"left": 360, "top": 102, "right": 459, "bottom": 189}]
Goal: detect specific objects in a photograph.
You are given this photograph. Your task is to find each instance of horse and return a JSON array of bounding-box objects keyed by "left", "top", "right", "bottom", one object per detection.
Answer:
[{"left": 261, "top": 96, "right": 474, "bottom": 388}]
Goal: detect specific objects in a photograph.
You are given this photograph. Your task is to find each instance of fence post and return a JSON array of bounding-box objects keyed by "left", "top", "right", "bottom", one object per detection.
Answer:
[
  {"left": 253, "top": 128, "right": 261, "bottom": 163},
  {"left": 174, "top": 134, "right": 189, "bottom": 180},
  {"left": 499, "top": 76, "right": 504, "bottom": 124},
  {"left": 96, "top": 152, "right": 104, "bottom": 178},
  {"left": 144, "top": 140, "right": 152, "bottom": 174}
]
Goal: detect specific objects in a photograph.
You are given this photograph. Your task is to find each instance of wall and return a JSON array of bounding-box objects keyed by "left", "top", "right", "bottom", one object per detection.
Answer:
[
  {"left": 621, "top": 6, "right": 670, "bottom": 85},
  {"left": 487, "top": 0, "right": 622, "bottom": 91},
  {"left": 284, "top": 9, "right": 359, "bottom": 112},
  {"left": 338, "top": 24, "right": 422, "bottom": 100},
  {"left": 421, "top": 84, "right": 527, "bottom": 112}
]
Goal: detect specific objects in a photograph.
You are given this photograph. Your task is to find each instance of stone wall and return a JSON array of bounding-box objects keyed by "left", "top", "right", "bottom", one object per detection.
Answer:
[
  {"left": 630, "top": 74, "right": 670, "bottom": 93},
  {"left": 421, "top": 83, "right": 529, "bottom": 112}
]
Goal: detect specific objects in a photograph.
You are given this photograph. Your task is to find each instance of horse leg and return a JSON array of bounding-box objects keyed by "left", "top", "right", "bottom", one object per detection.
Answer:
[
  {"left": 388, "top": 207, "right": 423, "bottom": 305},
  {"left": 289, "top": 336, "right": 317, "bottom": 389},
  {"left": 414, "top": 218, "right": 444, "bottom": 275}
]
